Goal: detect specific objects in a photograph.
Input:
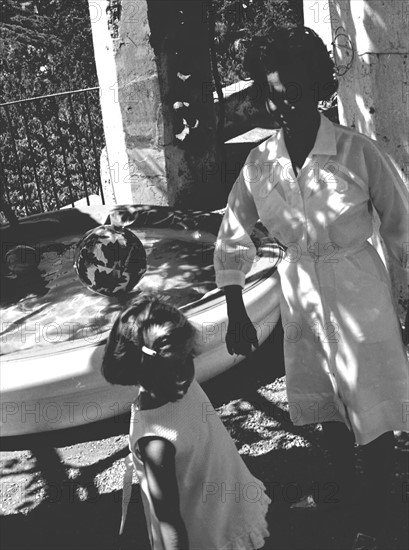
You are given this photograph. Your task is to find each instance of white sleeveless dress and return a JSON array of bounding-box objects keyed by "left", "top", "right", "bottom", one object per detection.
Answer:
[{"left": 121, "top": 379, "right": 271, "bottom": 550}]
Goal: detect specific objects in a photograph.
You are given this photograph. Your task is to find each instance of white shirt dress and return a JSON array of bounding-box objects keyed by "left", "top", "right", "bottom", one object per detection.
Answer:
[
  {"left": 214, "top": 114, "right": 409, "bottom": 445},
  {"left": 121, "top": 380, "right": 271, "bottom": 549}
]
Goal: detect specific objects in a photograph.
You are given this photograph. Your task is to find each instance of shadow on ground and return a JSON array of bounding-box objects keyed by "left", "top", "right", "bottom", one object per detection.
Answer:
[{"left": 1, "top": 324, "right": 408, "bottom": 550}]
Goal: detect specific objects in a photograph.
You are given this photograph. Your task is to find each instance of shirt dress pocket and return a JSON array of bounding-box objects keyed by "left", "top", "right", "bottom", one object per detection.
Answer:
[
  {"left": 322, "top": 171, "right": 372, "bottom": 248},
  {"left": 253, "top": 181, "right": 296, "bottom": 241},
  {"left": 335, "top": 250, "right": 397, "bottom": 343}
]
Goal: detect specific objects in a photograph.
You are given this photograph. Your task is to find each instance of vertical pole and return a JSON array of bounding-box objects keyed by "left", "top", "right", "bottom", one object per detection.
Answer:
[
  {"left": 88, "top": 0, "right": 222, "bottom": 209},
  {"left": 88, "top": 0, "right": 133, "bottom": 204}
]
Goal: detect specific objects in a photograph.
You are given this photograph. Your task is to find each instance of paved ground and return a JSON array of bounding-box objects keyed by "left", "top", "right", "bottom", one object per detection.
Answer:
[{"left": 1, "top": 325, "right": 408, "bottom": 550}]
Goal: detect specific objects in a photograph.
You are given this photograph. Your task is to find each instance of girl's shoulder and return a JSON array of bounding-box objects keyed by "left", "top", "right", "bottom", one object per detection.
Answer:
[
  {"left": 130, "top": 380, "right": 207, "bottom": 439},
  {"left": 137, "top": 390, "right": 170, "bottom": 411},
  {"left": 137, "top": 379, "right": 204, "bottom": 412}
]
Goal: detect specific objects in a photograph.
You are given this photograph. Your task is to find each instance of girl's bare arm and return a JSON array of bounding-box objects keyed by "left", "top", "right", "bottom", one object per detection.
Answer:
[{"left": 139, "top": 436, "right": 189, "bottom": 550}]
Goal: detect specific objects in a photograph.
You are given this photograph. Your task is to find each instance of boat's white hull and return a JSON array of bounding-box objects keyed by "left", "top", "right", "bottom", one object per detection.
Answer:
[
  {"left": 0, "top": 205, "right": 281, "bottom": 437},
  {"left": 0, "top": 274, "right": 280, "bottom": 436}
]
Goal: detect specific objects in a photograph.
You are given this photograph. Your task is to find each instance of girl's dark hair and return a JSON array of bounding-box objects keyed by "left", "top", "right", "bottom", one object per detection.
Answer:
[
  {"left": 244, "top": 26, "right": 338, "bottom": 102},
  {"left": 102, "top": 295, "right": 197, "bottom": 402}
]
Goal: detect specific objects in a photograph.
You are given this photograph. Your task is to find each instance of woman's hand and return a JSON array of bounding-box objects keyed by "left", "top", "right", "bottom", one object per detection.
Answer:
[
  {"left": 224, "top": 285, "right": 259, "bottom": 356},
  {"left": 226, "top": 312, "right": 259, "bottom": 356}
]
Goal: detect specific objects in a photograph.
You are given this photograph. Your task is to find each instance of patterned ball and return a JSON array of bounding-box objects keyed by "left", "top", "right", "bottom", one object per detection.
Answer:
[{"left": 74, "top": 225, "right": 147, "bottom": 296}]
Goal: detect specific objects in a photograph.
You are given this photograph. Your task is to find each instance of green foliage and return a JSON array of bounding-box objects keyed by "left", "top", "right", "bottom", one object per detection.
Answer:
[
  {"left": 211, "top": 0, "right": 304, "bottom": 87},
  {"left": 1, "top": 0, "right": 98, "bottom": 101},
  {"left": 1, "top": 0, "right": 315, "bottom": 219},
  {"left": 1, "top": 91, "right": 104, "bottom": 218},
  {"left": 1, "top": 0, "right": 104, "bottom": 219}
]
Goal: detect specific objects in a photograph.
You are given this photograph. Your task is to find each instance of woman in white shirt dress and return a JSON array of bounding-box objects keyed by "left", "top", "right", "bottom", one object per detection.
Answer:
[{"left": 214, "top": 27, "right": 408, "bottom": 550}]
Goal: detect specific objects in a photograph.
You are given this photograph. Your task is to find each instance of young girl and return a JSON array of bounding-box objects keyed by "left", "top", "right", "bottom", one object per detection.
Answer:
[
  {"left": 214, "top": 26, "right": 408, "bottom": 550},
  {"left": 102, "top": 295, "right": 271, "bottom": 550}
]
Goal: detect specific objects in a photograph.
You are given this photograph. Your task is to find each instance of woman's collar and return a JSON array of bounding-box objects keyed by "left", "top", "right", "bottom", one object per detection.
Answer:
[{"left": 272, "top": 113, "right": 337, "bottom": 165}]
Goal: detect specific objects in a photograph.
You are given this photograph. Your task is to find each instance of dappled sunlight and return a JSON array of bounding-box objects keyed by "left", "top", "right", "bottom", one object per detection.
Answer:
[
  {"left": 355, "top": 1, "right": 387, "bottom": 45},
  {"left": 0, "top": 229, "right": 217, "bottom": 356},
  {"left": 333, "top": 329, "right": 359, "bottom": 392},
  {"left": 355, "top": 94, "right": 375, "bottom": 138},
  {"left": 226, "top": 407, "right": 314, "bottom": 456},
  {"left": 295, "top": 267, "right": 323, "bottom": 318},
  {"left": 1, "top": 2, "right": 407, "bottom": 547},
  {"left": 2, "top": 346, "right": 408, "bottom": 550},
  {"left": 1, "top": 439, "right": 129, "bottom": 512},
  {"left": 1, "top": 206, "right": 280, "bottom": 357},
  {"left": 0, "top": 432, "right": 151, "bottom": 549},
  {"left": 279, "top": 264, "right": 327, "bottom": 338},
  {"left": 1, "top": 208, "right": 225, "bottom": 355},
  {"left": 214, "top": 376, "right": 321, "bottom": 459},
  {"left": 331, "top": 0, "right": 407, "bottom": 185}
]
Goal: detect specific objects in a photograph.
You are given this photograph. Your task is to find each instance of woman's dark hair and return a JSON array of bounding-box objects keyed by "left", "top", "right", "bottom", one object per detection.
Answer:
[
  {"left": 102, "top": 295, "right": 197, "bottom": 402},
  {"left": 244, "top": 26, "right": 338, "bottom": 102}
]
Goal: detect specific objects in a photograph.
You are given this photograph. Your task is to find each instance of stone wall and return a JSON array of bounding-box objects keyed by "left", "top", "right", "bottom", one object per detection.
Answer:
[
  {"left": 304, "top": 0, "right": 409, "bottom": 184},
  {"left": 90, "top": 0, "right": 224, "bottom": 210}
]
